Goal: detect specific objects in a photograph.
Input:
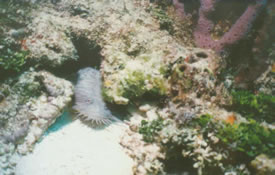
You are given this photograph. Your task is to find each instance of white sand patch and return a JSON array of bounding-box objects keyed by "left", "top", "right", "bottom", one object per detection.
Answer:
[{"left": 15, "top": 119, "right": 133, "bottom": 175}]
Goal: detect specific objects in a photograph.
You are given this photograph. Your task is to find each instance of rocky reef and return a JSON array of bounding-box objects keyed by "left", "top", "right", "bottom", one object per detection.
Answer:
[
  {"left": 0, "top": 0, "right": 274, "bottom": 175},
  {"left": 121, "top": 103, "right": 274, "bottom": 175},
  {"left": 0, "top": 69, "right": 73, "bottom": 174}
]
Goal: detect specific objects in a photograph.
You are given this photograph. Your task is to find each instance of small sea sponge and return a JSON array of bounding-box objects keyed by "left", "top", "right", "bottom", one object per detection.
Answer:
[{"left": 73, "top": 67, "right": 115, "bottom": 125}]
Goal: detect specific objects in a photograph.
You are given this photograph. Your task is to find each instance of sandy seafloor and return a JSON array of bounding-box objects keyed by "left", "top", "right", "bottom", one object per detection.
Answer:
[{"left": 15, "top": 112, "right": 133, "bottom": 175}]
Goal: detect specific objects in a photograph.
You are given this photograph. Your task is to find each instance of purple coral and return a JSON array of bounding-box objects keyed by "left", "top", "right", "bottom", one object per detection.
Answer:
[{"left": 173, "top": 0, "right": 267, "bottom": 53}]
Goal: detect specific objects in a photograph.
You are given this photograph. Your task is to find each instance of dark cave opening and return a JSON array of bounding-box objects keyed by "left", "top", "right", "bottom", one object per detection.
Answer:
[
  {"left": 72, "top": 36, "right": 102, "bottom": 70},
  {"left": 163, "top": 155, "right": 197, "bottom": 175},
  {"left": 65, "top": 36, "right": 129, "bottom": 120},
  {"left": 47, "top": 36, "right": 102, "bottom": 80}
]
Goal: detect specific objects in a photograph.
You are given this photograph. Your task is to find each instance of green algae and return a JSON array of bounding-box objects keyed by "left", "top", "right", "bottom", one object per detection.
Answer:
[
  {"left": 148, "top": 6, "right": 174, "bottom": 34},
  {"left": 119, "top": 70, "right": 168, "bottom": 100},
  {"left": 138, "top": 113, "right": 275, "bottom": 174},
  {"left": 0, "top": 39, "right": 29, "bottom": 72},
  {"left": 139, "top": 118, "right": 165, "bottom": 143},
  {"left": 231, "top": 90, "right": 275, "bottom": 123},
  {"left": 216, "top": 119, "right": 275, "bottom": 158}
]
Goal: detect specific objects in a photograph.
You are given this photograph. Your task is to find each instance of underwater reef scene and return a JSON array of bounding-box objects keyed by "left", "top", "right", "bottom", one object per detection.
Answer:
[{"left": 0, "top": 0, "right": 274, "bottom": 175}]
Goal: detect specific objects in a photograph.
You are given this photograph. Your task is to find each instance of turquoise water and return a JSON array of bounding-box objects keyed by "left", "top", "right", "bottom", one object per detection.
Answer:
[{"left": 42, "top": 110, "right": 73, "bottom": 137}]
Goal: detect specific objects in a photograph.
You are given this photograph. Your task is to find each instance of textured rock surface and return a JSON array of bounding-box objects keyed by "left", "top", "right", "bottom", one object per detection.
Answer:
[
  {"left": 17, "top": 71, "right": 73, "bottom": 154},
  {"left": 0, "top": 70, "right": 73, "bottom": 174},
  {"left": 120, "top": 108, "right": 165, "bottom": 175},
  {"left": 120, "top": 103, "right": 264, "bottom": 175},
  {"left": 0, "top": 0, "right": 273, "bottom": 175},
  {"left": 22, "top": 0, "right": 221, "bottom": 105},
  {"left": 251, "top": 154, "right": 275, "bottom": 175},
  {"left": 255, "top": 63, "right": 275, "bottom": 95},
  {"left": 25, "top": 11, "right": 78, "bottom": 67}
]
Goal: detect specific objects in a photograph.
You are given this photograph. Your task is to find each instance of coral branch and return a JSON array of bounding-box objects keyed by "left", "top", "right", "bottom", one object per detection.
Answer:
[
  {"left": 220, "top": 3, "right": 264, "bottom": 47},
  {"left": 174, "top": 0, "right": 267, "bottom": 53}
]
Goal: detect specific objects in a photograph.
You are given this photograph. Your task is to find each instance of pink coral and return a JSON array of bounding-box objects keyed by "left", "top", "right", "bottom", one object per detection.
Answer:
[{"left": 173, "top": 0, "right": 267, "bottom": 53}]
